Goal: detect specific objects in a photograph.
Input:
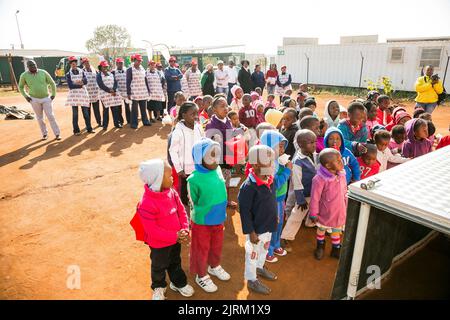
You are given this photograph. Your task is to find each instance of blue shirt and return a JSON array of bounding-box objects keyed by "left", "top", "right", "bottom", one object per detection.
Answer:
[{"left": 164, "top": 67, "right": 183, "bottom": 92}]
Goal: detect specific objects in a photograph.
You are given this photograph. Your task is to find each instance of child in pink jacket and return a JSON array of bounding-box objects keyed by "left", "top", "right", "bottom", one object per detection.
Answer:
[
  {"left": 309, "top": 148, "right": 348, "bottom": 260},
  {"left": 134, "top": 159, "right": 194, "bottom": 300}
]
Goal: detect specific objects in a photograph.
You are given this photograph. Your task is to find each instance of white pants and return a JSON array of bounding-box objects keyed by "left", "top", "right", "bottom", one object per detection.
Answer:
[
  {"left": 284, "top": 187, "right": 296, "bottom": 217},
  {"left": 281, "top": 197, "right": 311, "bottom": 241},
  {"left": 30, "top": 97, "right": 60, "bottom": 136},
  {"left": 244, "top": 232, "right": 271, "bottom": 281}
]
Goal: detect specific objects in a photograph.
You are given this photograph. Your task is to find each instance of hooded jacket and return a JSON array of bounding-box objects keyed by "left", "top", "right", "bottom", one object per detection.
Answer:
[
  {"left": 324, "top": 127, "right": 361, "bottom": 184},
  {"left": 169, "top": 121, "right": 205, "bottom": 175},
  {"left": 187, "top": 138, "right": 227, "bottom": 226},
  {"left": 323, "top": 100, "right": 340, "bottom": 128},
  {"left": 309, "top": 165, "right": 347, "bottom": 228},
  {"left": 385, "top": 111, "right": 411, "bottom": 132},
  {"left": 259, "top": 130, "right": 292, "bottom": 201},
  {"left": 230, "top": 85, "right": 243, "bottom": 111},
  {"left": 402, "top": 118, "right": 433, "bottom": 158},
  {"left": 131, "top": 159, "right": 189, "bottom": 248}
]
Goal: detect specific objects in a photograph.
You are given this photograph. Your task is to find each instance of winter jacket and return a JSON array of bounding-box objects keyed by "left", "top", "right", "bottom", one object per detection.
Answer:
[
  {"left": 309, "top": 165, "right": 347, "bottom": 228},
  {"left": 135, "top": 185, "right": 189, "bottom": 248},
  {"left": 324, "top": 127, "right": 361, "bottom": 184},
  {"left": 402, "top": 118, "right": 433, "bottom": 158},
  {"left": 169, "top": 121, "right": 205, "bottom": 174},
  {"left": 414, "top": 75, "right": 444, "bottom": 104}
]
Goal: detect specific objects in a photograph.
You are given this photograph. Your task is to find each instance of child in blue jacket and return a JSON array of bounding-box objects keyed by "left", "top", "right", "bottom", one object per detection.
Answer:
[
  {"left": 259, "top": 130, "right": 292, "bottom": 263},
  {"left": 324, "top": 127, "right": 361, "bottom": 184},
  {"left": 337, "top": 101, "right": 368, "bottom": 156}
]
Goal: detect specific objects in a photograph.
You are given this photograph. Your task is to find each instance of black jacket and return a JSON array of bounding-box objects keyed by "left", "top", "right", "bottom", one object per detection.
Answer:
[
  {"left": 281, "top": 123, "right": 299, "bottom": 159},
  {"left": 202, "top": 71, "right": 215, "bottom": 96},
  {"left": 238, "top": 176, "right": 278, "bottom": 235},
  {"left": 238, "top": 68, "right": 253, "bottom": 94}
]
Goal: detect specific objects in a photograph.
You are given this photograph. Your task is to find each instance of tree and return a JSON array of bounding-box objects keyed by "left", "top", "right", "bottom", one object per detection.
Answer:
[{"left": 85, "top": 25, "right": 131, "bottom": 63}]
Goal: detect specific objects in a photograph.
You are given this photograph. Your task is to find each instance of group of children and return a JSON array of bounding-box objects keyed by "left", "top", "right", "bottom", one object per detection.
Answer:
[{"left": 130, "top": 83, "right": 445, "bottom": 299}]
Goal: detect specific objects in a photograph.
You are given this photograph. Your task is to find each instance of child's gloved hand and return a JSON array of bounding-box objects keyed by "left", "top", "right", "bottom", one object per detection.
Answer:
[
  {"left": 298, "top": 202, "right": 308, "bottom": 211},
  {"left": 309, "top": 214, "right": 318, "bottom": 222}
]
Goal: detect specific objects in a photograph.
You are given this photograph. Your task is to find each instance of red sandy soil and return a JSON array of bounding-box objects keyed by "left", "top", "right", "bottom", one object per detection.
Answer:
[{"left": 0, "top": 90, "right": 448, "bottom": 300}]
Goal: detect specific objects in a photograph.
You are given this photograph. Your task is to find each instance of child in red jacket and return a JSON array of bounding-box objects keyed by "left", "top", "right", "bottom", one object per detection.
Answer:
[
  {"left": 132, "top": 159, "right": 194, "bottom": 300},
  {"left": 357, "top": 144, "right": 380, "bottom": 179},
  {"left": 239, "top": 94, "right": 258, "bottom": 129}
]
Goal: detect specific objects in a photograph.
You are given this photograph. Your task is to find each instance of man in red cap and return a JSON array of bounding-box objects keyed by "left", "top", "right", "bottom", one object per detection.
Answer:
[
  {"left": 185, "top": 60, "right": 202, "bottom": 100},
  {"left": 164, "top": 56, "right": 183, "bottom": 111},
  {"left": 65, "top": 56, "right": 94, "bottom": 134},
  {"left": 96, "top": 60, "right": 123, "bottom": 129},
  {"left": 82, "top": 57, "right": 101, "bottom": 127},
  {"left": 126, "top": 54, "right": 151, "bottom": 128},
  {"left": 112, "top": 57, "right": 129, "bottom": 125},
  {"left": 145, "top": 60, "right": 166, "bottom": 122}
]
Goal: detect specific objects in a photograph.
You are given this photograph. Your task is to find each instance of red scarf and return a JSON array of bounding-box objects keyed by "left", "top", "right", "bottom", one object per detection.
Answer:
[{"left": 346, "top": 120, "right": 363, "bottom": 135}]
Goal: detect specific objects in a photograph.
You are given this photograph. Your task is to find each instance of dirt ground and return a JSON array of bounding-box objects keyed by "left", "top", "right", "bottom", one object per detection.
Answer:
[{"left": 0, "top": 90, "right": 449, "bottom": 300}]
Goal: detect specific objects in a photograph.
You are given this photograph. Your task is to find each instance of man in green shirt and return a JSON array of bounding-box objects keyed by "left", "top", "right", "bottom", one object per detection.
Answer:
[{"left": 19, "top": 60, "right": 61, "bottom": 140}]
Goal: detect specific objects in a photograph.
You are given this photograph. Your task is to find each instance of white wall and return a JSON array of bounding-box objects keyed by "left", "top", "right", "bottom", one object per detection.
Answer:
[{"left": 276, "top": 40, "right": 450, "bottom": 91}]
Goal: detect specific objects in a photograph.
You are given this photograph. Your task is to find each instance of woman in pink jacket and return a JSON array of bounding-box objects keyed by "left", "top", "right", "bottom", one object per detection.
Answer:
[
  {"left": 133, "top": 158, "right": 195, "bottom": 300},
  {"left": 309, "top": 148, "right": 348, "bottom": 260}
]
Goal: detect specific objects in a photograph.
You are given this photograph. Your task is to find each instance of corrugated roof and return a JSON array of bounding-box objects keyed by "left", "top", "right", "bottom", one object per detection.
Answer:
[
  {"left": 387, "top": 36, "right": 450, "bottom": 43},
  {"left": 0, "top": 49, "right": 88, "bottom": 57}
]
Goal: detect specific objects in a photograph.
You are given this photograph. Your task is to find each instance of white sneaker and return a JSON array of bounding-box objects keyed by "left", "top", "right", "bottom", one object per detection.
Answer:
[
  {"left": 195, "top": 275, "right": 218, "bottom": 293},
  {"left": 152, "top": 287, "right": 166, "bottom": 300},
  {"left": 208, "top": 265, "right": 231, "bottom": 281},
  {"left": 169, "top": 282, "right": 194, "bottom": 297}
]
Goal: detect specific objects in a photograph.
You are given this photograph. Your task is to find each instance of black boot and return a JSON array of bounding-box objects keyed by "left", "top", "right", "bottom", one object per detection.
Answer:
[
  {"left": 314, "top": 241, "right": 325, "bottom": 260},
  {"left": 330, "top": 246, "right": 341, "bottom": 259}
]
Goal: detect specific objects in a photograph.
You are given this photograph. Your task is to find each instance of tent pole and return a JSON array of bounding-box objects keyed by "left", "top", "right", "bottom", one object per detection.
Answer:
[
  {"left": 7, "top": 54, "right": 19, "bottom": 92},
  {"left": 346, "top": 202, "right": 371, "bottom": 300}
]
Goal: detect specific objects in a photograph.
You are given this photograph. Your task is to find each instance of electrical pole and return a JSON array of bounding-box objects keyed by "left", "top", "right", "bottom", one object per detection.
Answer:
[{"left": 15, "top": 10, "right": 24, "bottom": 49}]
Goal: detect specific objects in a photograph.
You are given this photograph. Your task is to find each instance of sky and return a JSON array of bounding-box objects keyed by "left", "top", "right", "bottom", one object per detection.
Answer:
[{"left": 1, "top": 0, "right": 450, "bottom": 55}]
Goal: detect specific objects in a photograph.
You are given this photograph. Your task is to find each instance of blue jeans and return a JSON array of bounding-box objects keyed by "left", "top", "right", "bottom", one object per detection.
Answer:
[
  {"left": 267, "top": 84, "right": 276, "bottom": 95},
  {"left": 227, "top": 83, "right": 236, "bottom": 105},
  {"left": 216, "top": 86, "right": 228, "bottom": 96},
  {"left": 72, "top": 106, "right": 92, "bottom": 133},
  {"left": 268, "top": 200, "right": 284, "bottom": 256},
  {"left": 415, "top": 102, "right": 437, "bottom": 114},
  {"left": 131, "top": 100, "right": 150, "bottom": 128},
  {"left": 91, "top": 100, "right": 101, "bottom": 126},
  {"left": 103, "top": 105, "right": 121, "bottom": 129},
  {"left": 167, "top": 91, "right": 176, "bottom": 112}
]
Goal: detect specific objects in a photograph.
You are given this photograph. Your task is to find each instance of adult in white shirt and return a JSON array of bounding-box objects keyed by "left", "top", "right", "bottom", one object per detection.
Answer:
[
  {"left": 225, "top": 60, "right": 238, "bottom": 104},
  {"left": 214, "top": 60, "right": 229, "bottom": 96}
]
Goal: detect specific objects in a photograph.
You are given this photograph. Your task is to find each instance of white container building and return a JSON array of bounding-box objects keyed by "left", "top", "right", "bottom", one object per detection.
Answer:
[{"left": 275, "top": 35, "right": 450, "bottom": 91}]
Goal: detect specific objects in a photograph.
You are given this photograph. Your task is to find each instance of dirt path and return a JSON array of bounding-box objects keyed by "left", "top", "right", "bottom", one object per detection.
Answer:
[{"left": 0, "top": 91, "right": 448, "bottom": 299}]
